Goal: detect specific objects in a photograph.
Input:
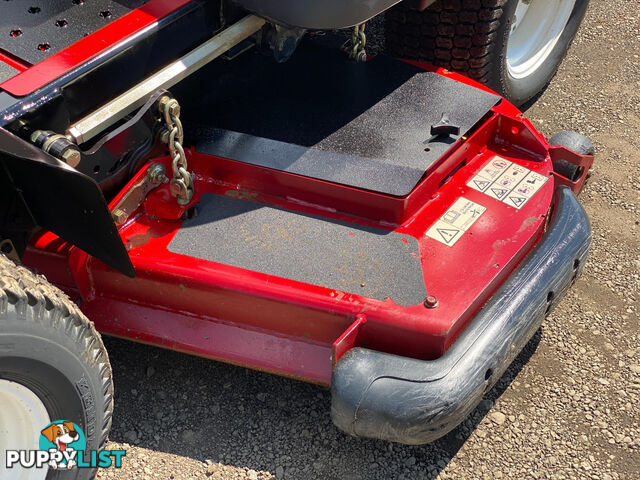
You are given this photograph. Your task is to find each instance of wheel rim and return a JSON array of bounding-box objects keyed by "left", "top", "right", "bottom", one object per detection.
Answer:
[
  {"left": 507, "top": 0, "right": 576, "bottom": 79},
  {"left": 0, "top": 380, "right": 50, "bottom": 480}
]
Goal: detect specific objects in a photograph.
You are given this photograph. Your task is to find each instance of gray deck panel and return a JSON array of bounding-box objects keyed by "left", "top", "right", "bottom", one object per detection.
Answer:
[
  {"left": 169, "top": 194, "right": 427, "bottom": 307},
  {"left": 189, "top": 49, "right": 498, "bottom": 196}
]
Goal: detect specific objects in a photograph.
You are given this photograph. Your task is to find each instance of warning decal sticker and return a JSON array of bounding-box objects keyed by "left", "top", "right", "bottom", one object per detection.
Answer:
[
  {"left": 426, "top": 198, "right": 486, "bottom": 247},
  {"left": 467, "top": 156, "right": 549, "bottom": 209}
]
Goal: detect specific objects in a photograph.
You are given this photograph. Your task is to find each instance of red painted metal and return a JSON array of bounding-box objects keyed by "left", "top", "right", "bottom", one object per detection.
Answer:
[
  {"left": 332, "top": 315, "right": 367, "bottom": 367},
  {"left": 549, "top": 146, "right": 594, "bottom": 193},
  {"left": 0, "top": 0, "right": 193, "bottom": 96},
  {"left": 83, "top": 297, "right": 334, "bottom": 384},
  {"left": 22, "top": 61, "right": 577, "bottom": 386}
]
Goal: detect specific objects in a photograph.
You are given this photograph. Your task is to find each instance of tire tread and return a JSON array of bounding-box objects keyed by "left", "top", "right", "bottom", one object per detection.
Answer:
[
  {"left": 0, "top": 254, "right": 114, "bottom": 451},
  {"left": 386, "top": 0, "right": 508, "bottom": 83}
]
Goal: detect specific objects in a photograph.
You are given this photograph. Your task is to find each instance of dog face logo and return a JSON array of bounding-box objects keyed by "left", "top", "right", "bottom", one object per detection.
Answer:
[
  {"left": 38, "top": 421, "right": 86, "bottom": 469},
  {"left": 41, "top": 422, "right": 79, "bottom": 449},
  {"left": 6, "top": 419, "right": 125, "bottom": 470}
]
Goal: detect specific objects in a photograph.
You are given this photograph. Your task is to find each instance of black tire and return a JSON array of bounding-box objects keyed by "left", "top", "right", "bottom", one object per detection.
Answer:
[
  {"left": 549, "top": 130, "right": 594, "bottom": 181},
  {"left": 386, "top": 0, "right": 590, "bottom": 106},
  {"left": 549, "top": 130, "right": 594, "bottom": 156},
  {"left": 0, "top": 254, "right": 113, "bottom": 480}
]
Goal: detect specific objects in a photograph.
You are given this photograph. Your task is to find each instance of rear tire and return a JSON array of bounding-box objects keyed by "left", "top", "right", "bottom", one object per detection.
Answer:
[
  {"left": 0, "top": 254, "right": 113, "bottom": 480},
  {"left": 386, "top": 0, "right": 590, "bottom": 106}
]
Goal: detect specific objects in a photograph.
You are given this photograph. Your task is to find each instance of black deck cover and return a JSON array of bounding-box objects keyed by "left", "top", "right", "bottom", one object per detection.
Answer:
[
  {"left": 188, "top": 41, "right": 499, "bottom": 196},
  {"left": 0, "top": 62, "right": 19, "bottom": 85},
  {"left": 169, "top": 194, "right": 427, "bottom": 306},
  {"left": 1, "top": 0, "right": 147, "bottom": 65}
]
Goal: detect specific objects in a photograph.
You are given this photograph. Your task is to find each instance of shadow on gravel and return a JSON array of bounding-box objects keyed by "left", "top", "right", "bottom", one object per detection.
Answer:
[
  {"left": 519, "top": 82, "right": 551, "bottom": 113},
  {"left": 103, "top": 328, "right": 541, "bottom": 480}
]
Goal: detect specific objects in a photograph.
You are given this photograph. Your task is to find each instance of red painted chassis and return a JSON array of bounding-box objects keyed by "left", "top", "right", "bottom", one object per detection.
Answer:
[
  {"left": 24, "top": 64, "right": 591, "bottom": 384},
  {"left": 4, "top": 1, "right": 593, "bottom": 444}
]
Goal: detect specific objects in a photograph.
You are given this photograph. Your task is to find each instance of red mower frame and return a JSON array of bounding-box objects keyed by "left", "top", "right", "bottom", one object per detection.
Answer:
[
  {"left": 0, "top": 2, "right": 594, "bottom": 444},
  {"left": 22, "top": 65, "right": 593, "bottom": 386}
]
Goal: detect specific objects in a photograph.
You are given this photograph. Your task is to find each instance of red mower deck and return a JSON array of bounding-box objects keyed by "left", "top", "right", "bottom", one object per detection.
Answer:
[
  {"left": 22, "top": 50, "right": 589, "bottom": 378},
  {"left": 2, "top": 8, "right": 594, "bottom": 445}
]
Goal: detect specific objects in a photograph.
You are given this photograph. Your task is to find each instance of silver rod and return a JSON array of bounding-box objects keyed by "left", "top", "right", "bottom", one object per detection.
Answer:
[{"left": 67, "top": 15, "right": 265, "bottom": 144}]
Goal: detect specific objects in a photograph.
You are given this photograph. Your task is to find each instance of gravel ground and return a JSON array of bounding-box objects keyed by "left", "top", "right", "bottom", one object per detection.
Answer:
[{"left": 97, "top": 2, "right": 639, "bottom": 479}]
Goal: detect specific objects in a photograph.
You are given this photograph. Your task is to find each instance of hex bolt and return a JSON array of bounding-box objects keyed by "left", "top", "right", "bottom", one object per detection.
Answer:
[
  {"left": 168, "top": 102, "right": 180, "bottom": 117},
  {"left": 112, "top": 209, "right": 128, "bottom": 225},
  {"left": 424, "top": 295, "right": 439, "bottom": 309},
  {"left": 62, "top": 148, "right": 82, "bottom": 168},
  {"left": 157, "top": 96, "right": 180, "bottom": 117}
]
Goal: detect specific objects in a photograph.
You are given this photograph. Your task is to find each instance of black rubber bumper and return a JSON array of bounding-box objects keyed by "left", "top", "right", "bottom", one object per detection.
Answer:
[{"left": 331, "top": 186, "right": 591, "bottom": 444}]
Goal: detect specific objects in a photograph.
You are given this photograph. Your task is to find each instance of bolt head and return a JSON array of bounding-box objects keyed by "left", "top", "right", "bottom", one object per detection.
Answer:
[
  {"left": 168, "top": 103, "right": 180, "bottom": 117},
  {"left": 62, "top": 148, "right": 82, "bottom": 168},
  {"left": 424, "top": 295, "right": 439, "bottom": 308},
  {"left": 112, "top": 209, "right": 128, "bottom": 225},
  {"left": 158, "top": 96, "right": 180, "bottom": 117}
]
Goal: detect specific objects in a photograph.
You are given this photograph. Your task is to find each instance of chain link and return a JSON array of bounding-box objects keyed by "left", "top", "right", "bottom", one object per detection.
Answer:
[
  {"left": 160, "top": 97, "right": 193, "bottom": 205},
  {"left": 349, "top": 24, "right": 367, "bottom": 62}
]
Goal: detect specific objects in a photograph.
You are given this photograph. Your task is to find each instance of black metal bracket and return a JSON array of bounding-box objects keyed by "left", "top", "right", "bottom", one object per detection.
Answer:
[
  {"left": 0, "top": 128, "right": 134, "bottom": 277},
  {"left": 78, "top": 90, "right": 170, "bottom": 196},
  {"left": 9, "top": 90, "right": 169, "bottom": 199}
]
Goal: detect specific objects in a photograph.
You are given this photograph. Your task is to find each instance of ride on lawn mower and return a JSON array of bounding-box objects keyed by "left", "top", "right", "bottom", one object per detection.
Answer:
[{"left": 0, "top": 1, "right": 593, "bottom": 478}]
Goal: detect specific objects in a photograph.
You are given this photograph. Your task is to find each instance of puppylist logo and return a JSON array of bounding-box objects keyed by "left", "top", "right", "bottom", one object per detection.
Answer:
[{"left": 5, "top": 420, "right": 125, "bottom": 470}]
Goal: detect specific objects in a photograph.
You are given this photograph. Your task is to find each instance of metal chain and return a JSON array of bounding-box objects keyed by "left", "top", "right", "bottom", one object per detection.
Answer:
[
  {"left": 349, "top": 24, "right": 367, "bottom": 62},
  {"left": 160, "top": 97, "right": 193, "bottom": 205}
]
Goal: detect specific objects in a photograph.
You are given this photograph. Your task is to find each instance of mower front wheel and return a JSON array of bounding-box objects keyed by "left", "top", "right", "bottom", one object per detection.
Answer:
[
  {"left": 549, "top": 130, "right": 594, "bottom": 182},
  {"left": 0, "top": 254, "right": 114, "bottom": 480}
]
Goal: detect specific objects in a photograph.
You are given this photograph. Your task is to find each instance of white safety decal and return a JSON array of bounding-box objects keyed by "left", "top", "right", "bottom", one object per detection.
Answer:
[
  {"left": 467, "top": 156, "right": 549, "bottom": 209},
  {"left": 426, "top": 197, "right": 486, "bottom": 247}
]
